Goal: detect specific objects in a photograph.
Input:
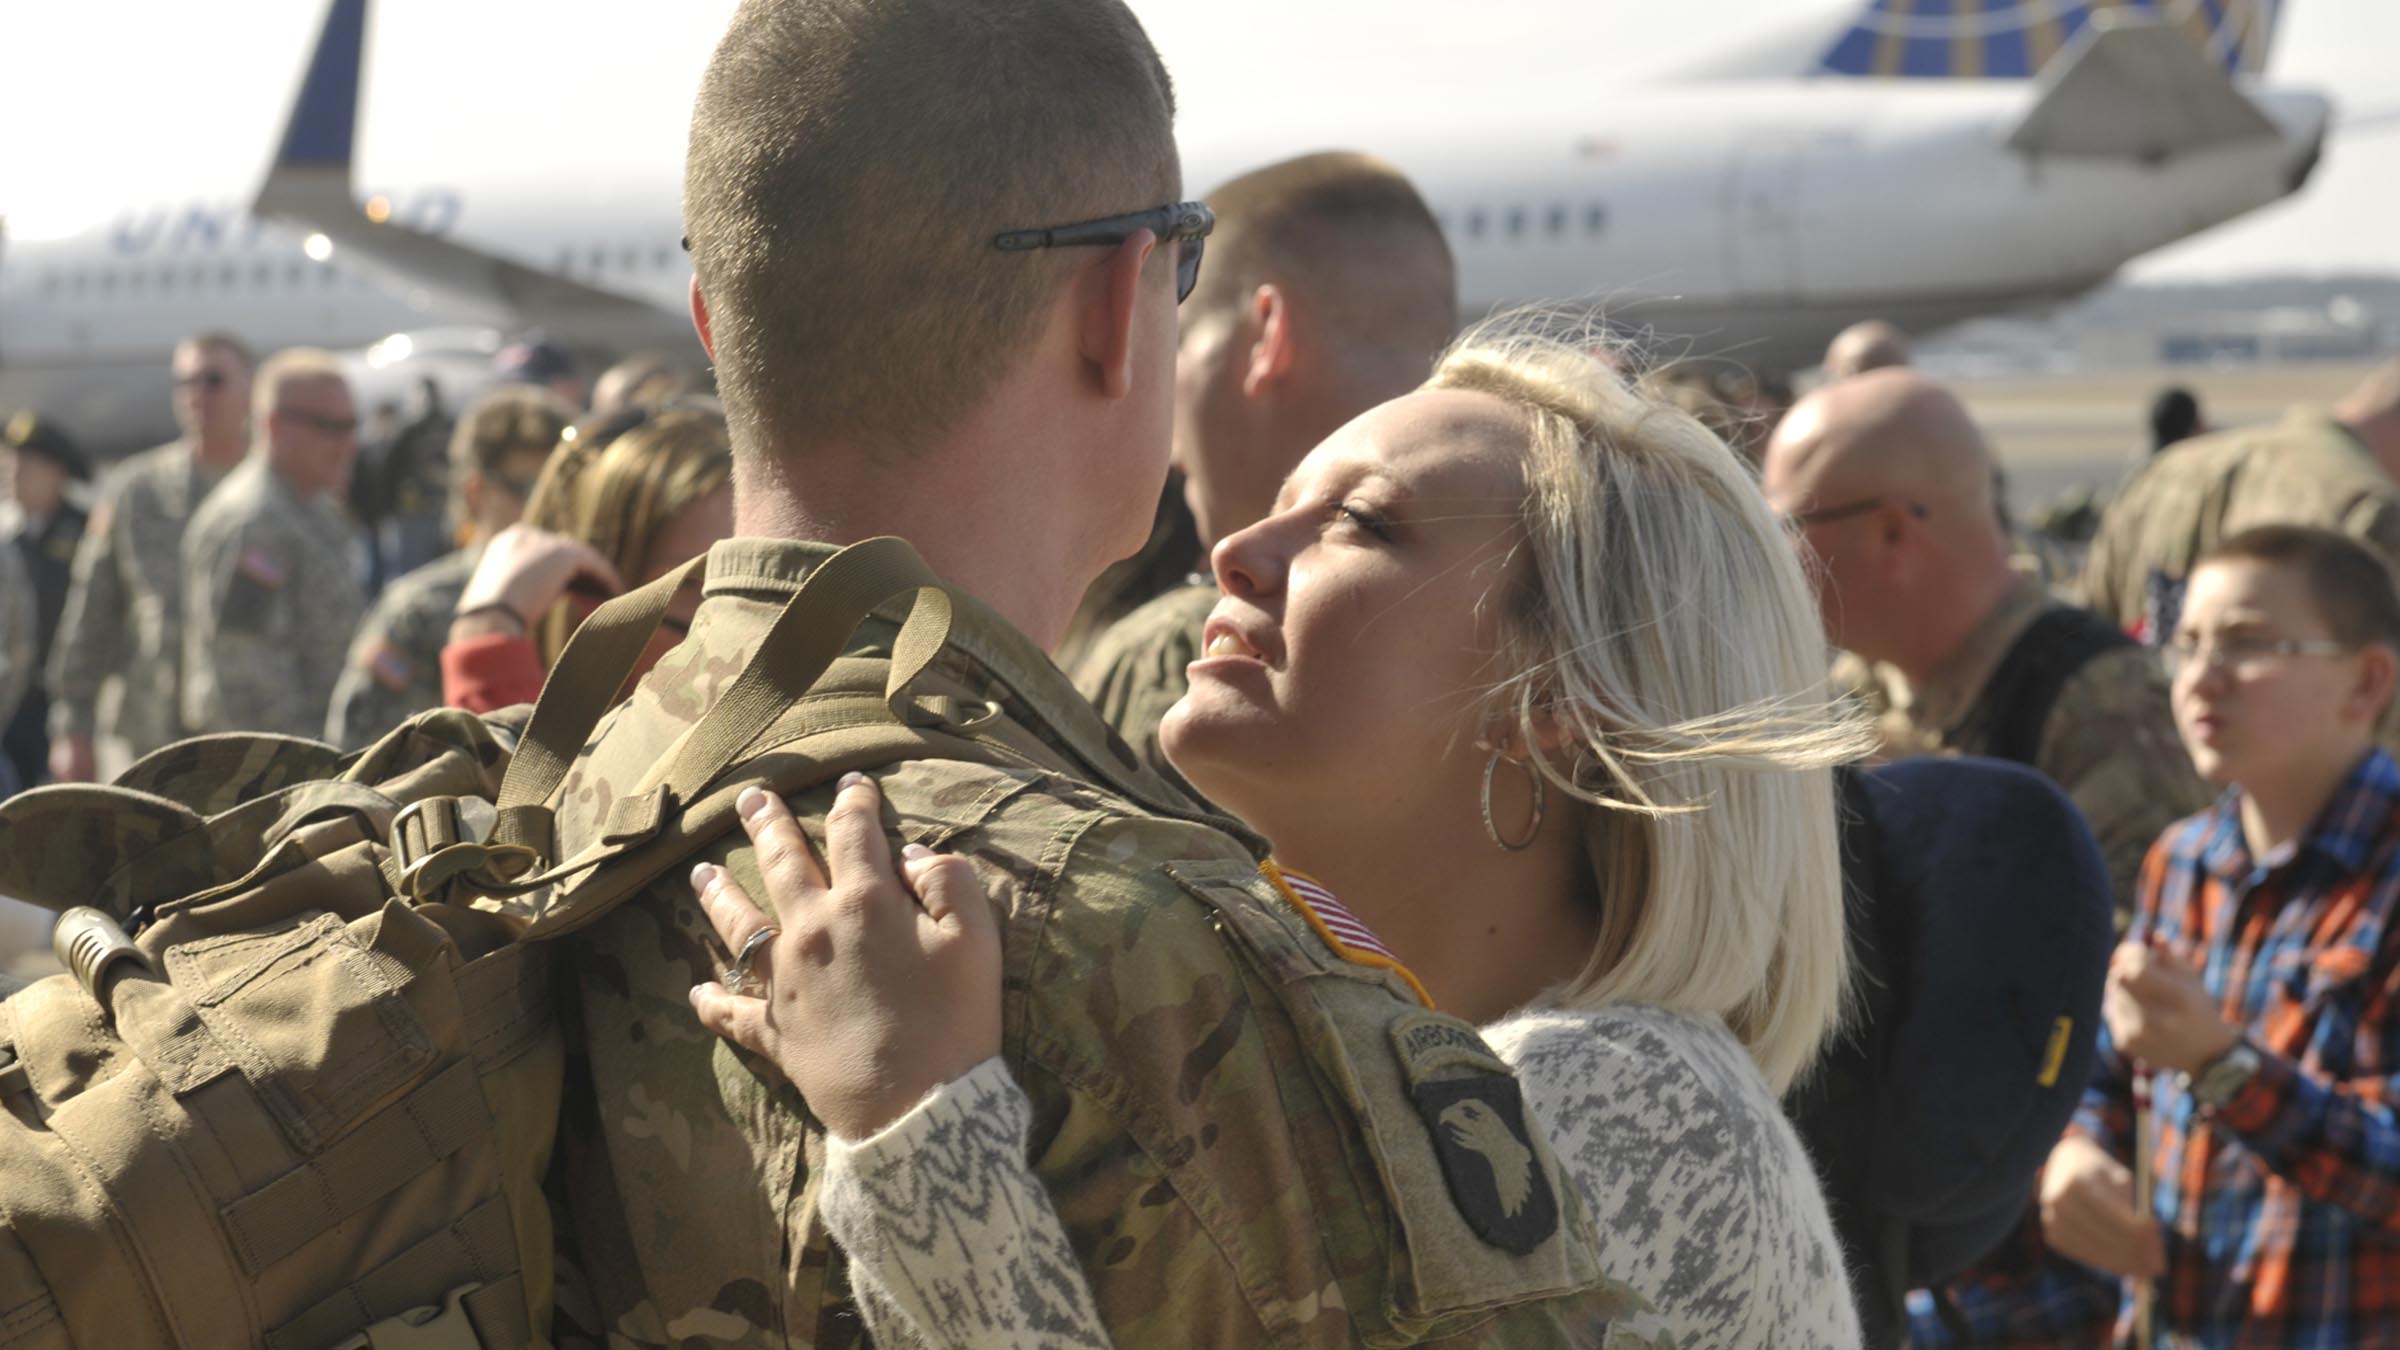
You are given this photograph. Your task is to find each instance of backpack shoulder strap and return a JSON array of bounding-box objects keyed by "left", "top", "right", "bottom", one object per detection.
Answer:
[{"left": 1977, "top": 605, "right": 2136, "bottom": 766}]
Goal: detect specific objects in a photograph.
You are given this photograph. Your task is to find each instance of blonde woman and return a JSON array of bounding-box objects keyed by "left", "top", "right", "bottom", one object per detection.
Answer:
[
  {"left": 688, "top": 325, "right": 1871, "bottom": 1347},
  {"left": 443, "top": 404, "right": 733, "bottom": 710}
]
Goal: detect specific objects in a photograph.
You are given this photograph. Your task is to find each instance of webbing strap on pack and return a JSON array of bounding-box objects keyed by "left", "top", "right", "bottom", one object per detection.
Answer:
[
  {"left": 221, "top": 1061, "right": 488, "bottom": 1274},
  {"left": 266, "top": 1194, "right": 526, "bottom": 1350},
  {"left": 489, "top": 537, "right": 953, "bottom": 858}
]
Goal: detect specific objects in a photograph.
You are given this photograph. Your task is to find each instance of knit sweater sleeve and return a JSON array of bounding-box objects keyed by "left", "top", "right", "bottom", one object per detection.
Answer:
[
  {"left": 817, "top": 1056, "right": 1114, "bottom": 1350},
  {"left": 1481, "top": 1006, "right": 1864, "bottom": 1350}
]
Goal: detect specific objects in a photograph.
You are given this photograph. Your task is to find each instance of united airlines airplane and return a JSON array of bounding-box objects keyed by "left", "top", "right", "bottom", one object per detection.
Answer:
[{"left": 0, "top": 0, "right": 2331, "bottom": 453}]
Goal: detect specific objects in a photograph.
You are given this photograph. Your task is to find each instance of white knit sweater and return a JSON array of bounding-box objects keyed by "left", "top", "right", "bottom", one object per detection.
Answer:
[{"left": 819, "top": 1003, "right": 1861, "bottom": 1349}]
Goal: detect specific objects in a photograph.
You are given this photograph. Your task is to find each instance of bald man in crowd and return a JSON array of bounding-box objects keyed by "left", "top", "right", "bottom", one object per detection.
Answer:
[
  {"left": 180, "top": 349, "right": 367, "bottom": 738},
  {"left": 2083, "top": 357, "right": 2400, "bottom": 651},
  {"left": 1072, "top": 151, "right": 1457, "bottom": 789},
  {"left": 1764, "top": 368, "right": 2208, "bottom": 918},
  {"left": 1822, "top": 319, "right": 1912, "bottom": 380}
]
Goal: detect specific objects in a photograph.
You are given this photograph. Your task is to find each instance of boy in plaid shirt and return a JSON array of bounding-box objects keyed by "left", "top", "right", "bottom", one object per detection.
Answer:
[{"left": 2031, "top": 523, "right": 2400, "bottom": 1347}]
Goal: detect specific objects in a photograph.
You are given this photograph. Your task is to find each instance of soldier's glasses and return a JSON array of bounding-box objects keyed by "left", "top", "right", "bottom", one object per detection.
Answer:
[
  {"left": 2164, "top": 633, "right": 2353, "bottom": 679},
  {"left": 278, "top": 410, "right": 359, "bottom": 437},
  {"left": 1781, "top": 496, "right": 1932, "bottom": 529},
  {"left": 993, "top": 200, "right": 1216, "bottom": 303}
]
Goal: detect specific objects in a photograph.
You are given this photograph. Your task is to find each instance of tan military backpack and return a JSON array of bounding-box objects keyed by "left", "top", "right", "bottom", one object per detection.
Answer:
[{"left": 0, "top": 538, "right": 1006, "bottom": 1350}]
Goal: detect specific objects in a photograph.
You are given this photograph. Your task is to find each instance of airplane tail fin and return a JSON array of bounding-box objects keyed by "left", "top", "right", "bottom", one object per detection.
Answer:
[
  {"left": 255, "top": 0, "right": 678, "bottom": 346},
  {"left": 1812, "top": 0, "right": 2285, "bottom": 81}
]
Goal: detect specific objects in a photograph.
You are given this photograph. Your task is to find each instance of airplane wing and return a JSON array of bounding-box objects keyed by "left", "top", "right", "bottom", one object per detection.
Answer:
[
  {"left": 2006, "top": 12, "right": 2279, "bottom": 160},
  {"left": 251, "top": 0, "right": 680, "bottom": 345}
]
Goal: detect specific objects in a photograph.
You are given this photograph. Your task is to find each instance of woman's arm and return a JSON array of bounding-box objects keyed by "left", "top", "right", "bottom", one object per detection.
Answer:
[{"left": 688, "top": 777, "right": 1115, "bottom": 1350}]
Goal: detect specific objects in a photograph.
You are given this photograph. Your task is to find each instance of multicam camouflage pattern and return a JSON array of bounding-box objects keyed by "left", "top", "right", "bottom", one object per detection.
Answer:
[
  {"left": 1876, "top": 576, "right": 2212, "bottom": 922},
  {"left": 1071, "top": 578, "right": 1215, "bottom": 797},
  {"left": 2080, "top": 407, "right": 2400, "bottom": 644},
  {"left": 45, "top": 442, "right": 232, "bottom": 756},
  {"left": 0, "top": 539, "right": 34, "bottom": 741},
  {"left": 179, "top": 457, "right": 367, "bottom": 740},
  {"left": 542, "top": 537, "right": 1649, "bottom": 1348},
  {"left": 326, "top": 548, "right": 475, "bottom": 750}
]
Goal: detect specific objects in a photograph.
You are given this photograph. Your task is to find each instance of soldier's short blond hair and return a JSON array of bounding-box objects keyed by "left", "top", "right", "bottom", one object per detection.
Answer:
[
  {"left": 250, "top": 348, "right": 348, "bottom": 424},
  {"left": 1430, "top": 316, "right": 1875, "bottom": 1094},
  {"left": 1188, "top": 152, "right": 1455, "bottom": 353},
  {"left": 683, "top": 0, "right": 1178, "bottom": 461}
]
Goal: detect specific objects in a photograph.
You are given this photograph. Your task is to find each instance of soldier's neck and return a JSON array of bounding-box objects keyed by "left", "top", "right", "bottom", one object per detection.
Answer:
[
  {"left": 735, "top": 452, "right": 1083, "bottom": 654},
  {"left": 190, "top": 433, "right": 247, "bottom": 473}
]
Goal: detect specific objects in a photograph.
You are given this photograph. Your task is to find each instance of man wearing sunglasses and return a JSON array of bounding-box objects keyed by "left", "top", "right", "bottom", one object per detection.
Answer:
[
  {"left": 44, "top": 333, "right": 254, "bottom": 781},
  {"left": 532, "top": 0, "right": 1634, "bottom": 1346},
  {"left": 177, "top": 347, "right": 366, "bottom": 741}
]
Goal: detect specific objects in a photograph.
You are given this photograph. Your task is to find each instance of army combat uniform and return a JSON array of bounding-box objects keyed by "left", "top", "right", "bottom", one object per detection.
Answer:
[
  {"left": 179, "top": 457, "right": 366, "bottom": 739},
  {"left": 46, "top": 442, "right": 232, "bottom": 760},
  {"left": 543, "top": 537, "right": 1647, "bottom": 1348},
  {"left": 2080, "top": 408, "right": 2400, "bottom": 646},
  {"left": 325, "top": 548, "right": 475, "bottom": 750},
  {"left": 1072, "top": 577, "right": 1215, "bottom": 798},
  {"left": 1871, "top": 576, "right": 2210, "bottom": 923}
]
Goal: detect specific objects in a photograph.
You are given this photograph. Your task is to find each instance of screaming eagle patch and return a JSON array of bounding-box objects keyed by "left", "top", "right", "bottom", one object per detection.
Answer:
[{"left": 1391, "top": 1011, "right": 1559, "bottom": 1254}]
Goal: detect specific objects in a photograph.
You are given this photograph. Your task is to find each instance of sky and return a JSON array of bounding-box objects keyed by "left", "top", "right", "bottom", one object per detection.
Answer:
[{"left": 1, "top": 0, "right": 2393, "bottom": 282}]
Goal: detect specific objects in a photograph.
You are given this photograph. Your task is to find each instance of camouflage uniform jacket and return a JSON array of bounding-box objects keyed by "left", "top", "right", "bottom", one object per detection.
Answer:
[
  {"left": 44, "top": 441, "right": 232, "bottom": 756},
  {"left": 2079, "top": 407, "right": 2400, "bottom": 645},
  {"left": 1071, "top": 577, "right": 1214, "bottom": 799},
  {"left": 1879, "top": 575, "right": 2210, "bottom": 922},
  {"left": 179, "top": 457, "right": 366, "bottom": 738},
  {"left": 543, "top": 537, "right": 1638, "bottom": 1349},
  {"left": 325, "top": 547, "right": 476, "bottom": 750}
]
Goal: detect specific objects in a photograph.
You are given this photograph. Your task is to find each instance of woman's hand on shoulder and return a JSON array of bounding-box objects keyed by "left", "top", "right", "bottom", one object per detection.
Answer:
[
  {"left": 451, "top": 523, "right": 623, "bottom": 641},
  {"left": 687, "top": 773, "right": 1004, "bottom": 1140}
]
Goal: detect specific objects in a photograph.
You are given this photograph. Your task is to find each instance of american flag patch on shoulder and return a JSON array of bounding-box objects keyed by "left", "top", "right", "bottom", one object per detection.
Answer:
[{"left": 1260, "top": 860, "right": 1433, "bottom": 1009}]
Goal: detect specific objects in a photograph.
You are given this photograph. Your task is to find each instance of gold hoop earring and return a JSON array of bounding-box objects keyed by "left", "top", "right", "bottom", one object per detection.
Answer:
[{"left": 1481, "top": 750, "right": 1546, "bottom": 853}]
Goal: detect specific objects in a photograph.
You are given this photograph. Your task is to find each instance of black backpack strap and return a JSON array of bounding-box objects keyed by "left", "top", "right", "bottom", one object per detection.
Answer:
[{"left": 1973, "top": 605, "right": 2137, "bottom": 766}]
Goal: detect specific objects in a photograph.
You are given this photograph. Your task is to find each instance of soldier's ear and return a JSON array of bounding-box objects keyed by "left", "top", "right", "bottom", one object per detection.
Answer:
[{"left": 689, "top": 276, "right": 718, "bottom": 361}]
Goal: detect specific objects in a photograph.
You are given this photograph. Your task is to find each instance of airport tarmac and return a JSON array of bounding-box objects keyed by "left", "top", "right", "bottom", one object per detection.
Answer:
[{"left": 1961, "top": 359, "right": 2381, "bottom": 519}]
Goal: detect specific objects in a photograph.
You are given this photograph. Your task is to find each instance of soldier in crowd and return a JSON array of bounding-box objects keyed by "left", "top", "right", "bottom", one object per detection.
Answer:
[
  {"left": 2082, "top": 358, "right": 2400, "bottom": 649},
  {"left": 45, "top": 332, "right": 255, "bottom": 781},
  {"left": 325, "top": 385, "right": 573, "bottom": 749},
  {"left": 1763, "top": 367, "right": 2210, "bottom": 917},
  {"left": 537, "top": 0, "right": 1636, "bottom": 1343},
  {"left": 0, "top": 540, "right": 34, "bottom": 796},
  {"left": 1072, "top": 152, "right": 1456, "bottom": 790},
  {"left": 353, "top": 375, "right": 455, "bottom": 590},
  {"left": 180, "top": 349, "right": 366, "bottom": 739},
  {"left": 0, "top": 414, "right": 90, "bottom": 788},
  {"left": 1822, "top": 318, "right": 1911, "bottom": 380}
]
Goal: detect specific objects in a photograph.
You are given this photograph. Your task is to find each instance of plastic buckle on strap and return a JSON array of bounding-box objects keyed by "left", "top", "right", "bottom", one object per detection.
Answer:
[
  {"left": 0, "top": 1047, "right": 28, "bottom": 1100},
  {"left": 391, "top": 798, "right": 539, "bottom": 903},
  {"left": 336, "top": 1282, "right": 488, "bottom": 1350}
]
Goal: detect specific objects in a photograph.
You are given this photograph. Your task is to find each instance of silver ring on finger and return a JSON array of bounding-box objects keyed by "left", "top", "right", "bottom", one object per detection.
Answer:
[{"left": 723, "top": 924, "right": 781, "bottom": 997}]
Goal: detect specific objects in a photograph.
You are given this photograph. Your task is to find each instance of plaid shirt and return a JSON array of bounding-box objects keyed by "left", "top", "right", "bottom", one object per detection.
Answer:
[{"left": 1919, "top": 748, "right": 2400, "bottom": 1348}]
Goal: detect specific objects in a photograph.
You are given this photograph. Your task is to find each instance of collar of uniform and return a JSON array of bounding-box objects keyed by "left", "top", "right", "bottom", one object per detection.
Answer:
[
  {"left": 1892, "top": 573, "right": 2049, "bottom": 738},
  {"left": 693, "top": 536, "right": 1271, "bottom": 857}
]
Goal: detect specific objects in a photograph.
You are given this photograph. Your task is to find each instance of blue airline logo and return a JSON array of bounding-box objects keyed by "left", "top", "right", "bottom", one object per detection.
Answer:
[
  {"left": 107, "top": 189, "right": 462, "bottom": 256},
  {"left": 1815, "top": 0, "right": 2282, "bottom": 79}
]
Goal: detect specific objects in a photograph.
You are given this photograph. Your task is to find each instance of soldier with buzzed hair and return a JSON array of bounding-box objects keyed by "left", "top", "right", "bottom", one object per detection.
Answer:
[
  {"left": 180, "top": 348, "right": 367, "bottom": 739},
  {"left": 1762, "top": 367, "right": 2210, "bottom": 920},
  {"left": 45, "top": 332, "right": 254, "bottom": 779},
  {"left": 1073, "top": 151, "right": 1458, "bottom": 792},
  {"left": 537, "top": 2, "right": 1637, "bottom": 1345}
]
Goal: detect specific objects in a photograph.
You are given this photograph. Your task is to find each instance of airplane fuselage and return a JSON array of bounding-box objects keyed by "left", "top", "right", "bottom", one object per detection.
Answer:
[{"left": 0, "top": 79, "right": 2331, "bottom": 454}]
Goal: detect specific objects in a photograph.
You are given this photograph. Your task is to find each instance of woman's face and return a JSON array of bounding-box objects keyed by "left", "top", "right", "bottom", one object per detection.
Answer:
[
  {"left": 1161, "top": 389, "right": 1532, "bottom": 837},
  {"left": 565, "top": 481, "right": 735, "bottom": 683}
]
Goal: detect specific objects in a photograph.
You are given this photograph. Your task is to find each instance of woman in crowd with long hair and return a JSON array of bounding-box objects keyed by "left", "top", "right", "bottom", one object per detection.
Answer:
[
  {"left": 442, "top": 402, "right": 733, "bottom": 710},
  {"left": 688, "top": 320, "right": 1873, "bottom": 1347}
]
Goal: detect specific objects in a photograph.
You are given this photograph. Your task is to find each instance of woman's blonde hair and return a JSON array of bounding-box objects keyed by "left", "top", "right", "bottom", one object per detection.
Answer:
[
  {"left": 1428, "top": 315, "right": 1874, "bottom": 1093},
  {"left": 518, "top": 404, "right": 733, "bottom": 667}
]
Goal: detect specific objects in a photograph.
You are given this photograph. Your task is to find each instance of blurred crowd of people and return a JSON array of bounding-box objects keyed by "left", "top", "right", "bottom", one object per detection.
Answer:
[{"left": 6, "top": 0, "right": 2400, "bottom": 1345}]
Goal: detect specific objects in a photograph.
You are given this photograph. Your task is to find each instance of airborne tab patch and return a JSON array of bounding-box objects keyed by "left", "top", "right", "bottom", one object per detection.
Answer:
[{"left": 1390, "top": 1010, "right": 1559, "bottom": 1255}]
